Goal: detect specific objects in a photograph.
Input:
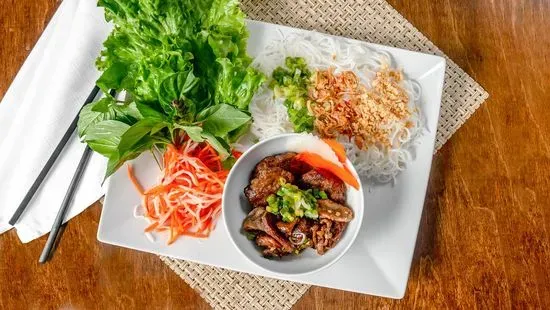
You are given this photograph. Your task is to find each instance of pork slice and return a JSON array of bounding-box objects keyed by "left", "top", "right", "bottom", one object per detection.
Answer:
[
  {"left": 301, "top": 169, "right": 346, "bottom": 203},
  {"left": 244, "top": 168, "right": 294, "bottom": 208},
  {"left": 310, "top": 219, "right": 347, "bottom": 255},
  {"left": 289, "top": 157, "right": 313, "bottom": 175},
  {"left": 276, "top": 219, "right": 298, "bottom": 237},
  {"left": 255, "top": 233, "right": 287, "bottom": 257},
  {"left": 242, "top": 208, "right": 293, "bottom": 252},
  {"left": 242, "top": 208, "right": 268, "bottom": 231},
  {"left": 329, "top": 222, "right": 347, "bottom": 247},
  {"left": 256, "top": 233, "right": 281, "bottom": 248},
  {"left": 317, "top": 199, "right": 354, "bottom": 222},
  {"left": 294, "top": 218, "right": 313, "bottom": 239},
  {"left": 262, "top": 247, "right": 285, "bottom": 257},
  {"left": 253, "top": 152, "right": 297, "bottom": 178}
]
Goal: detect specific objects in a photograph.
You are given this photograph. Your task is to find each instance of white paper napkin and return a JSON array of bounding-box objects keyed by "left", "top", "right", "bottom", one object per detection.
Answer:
[{"left": 0, "top": 0, "right": 112, "bottom": 242}]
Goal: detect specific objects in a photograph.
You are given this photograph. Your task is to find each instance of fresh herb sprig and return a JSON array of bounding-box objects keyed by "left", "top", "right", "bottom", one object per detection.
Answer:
[{"left": 78, "top": 0, "right": 265, "bottom": 177}]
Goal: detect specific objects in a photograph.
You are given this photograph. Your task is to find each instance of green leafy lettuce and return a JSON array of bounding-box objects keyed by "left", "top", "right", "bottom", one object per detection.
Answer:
[
  {"left": 78, "top": 0, "right": 264, "bottom": 178},
  {"left": 270, "top": 57, "right": 314, "bottom": 133}
]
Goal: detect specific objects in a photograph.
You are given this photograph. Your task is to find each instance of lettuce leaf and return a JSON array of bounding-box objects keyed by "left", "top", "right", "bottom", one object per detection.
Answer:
[{"left": 95, "top": 0, "right": 263, "bottom": 107}]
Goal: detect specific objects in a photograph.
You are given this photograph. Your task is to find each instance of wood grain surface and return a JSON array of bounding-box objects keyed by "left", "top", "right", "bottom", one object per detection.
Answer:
[{"left": 1, "top": 0, "right": 549, "bottom": 309}]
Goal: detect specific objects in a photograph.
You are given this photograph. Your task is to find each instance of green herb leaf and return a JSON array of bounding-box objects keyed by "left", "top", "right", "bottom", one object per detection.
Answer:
[
  {"left": 104, "top": 137, "right": 156, "bottom": 179},
  {"left": 158, "top": 69, "right": 199, "bottom": 116},
  {"left": 78, "top": 102, "right": 116, "bottom": 137},
  {"left": 227, "top": 120, "right": 251, "bottom": 143},
  {"left": 195, "top": 105, "right": 221, "bottom": 121},
  {"left": 176, "top": 125, "right": 205, "bottom": 142},
  {"left": 201, "top": 131, "right": 230, "bottom": 159},
  {"left": 105, "top": 154, "right": 123, "bottom": 179},
  {"left": 90, "top": 96, "right": 115, "bottom": 113},
  {"left": 83, "top": 0, "right": 266, "bottom": 176},
  {"left": 150, "top": 122, "right": 169, "bottom": 135},
  {"left": 79, "top": 98, "right": 142, "bottom": 138},
  {"left": 96, "top": 62, "right": 128, "bottom": 93},
  {"left": 135, "top": 102, "right": 166, "bottom": 120},
  {"left": 117, "top": 119, "right": 161, "bottom": 156},
  {"left": 221, "top": 155, "right": 237, "bottom": 170},
  {"left": 114, "top": 101, "right": 143, "bottom": 124},
  {"left": 84, "top": 120, "right": 130, "bottom": 157},
  {"left": 202, "top": 104, "right": 251, "bottom": 137}
]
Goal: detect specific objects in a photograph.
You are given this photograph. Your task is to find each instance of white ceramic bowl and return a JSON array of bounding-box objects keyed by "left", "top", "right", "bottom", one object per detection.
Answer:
[{"left": 223, "top": 133, "right": 364, "bottom": 275}]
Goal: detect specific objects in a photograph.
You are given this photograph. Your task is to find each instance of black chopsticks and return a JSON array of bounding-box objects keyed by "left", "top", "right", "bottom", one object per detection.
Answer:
[
  {"left": 8, "top": 86, "right": 100, "bottom": 225},
  {"left": 39, "top": 146, "right": 93, "bottom": 263},
  {"left": 36, "top": 89, "right": 116, "bottom": 263}
]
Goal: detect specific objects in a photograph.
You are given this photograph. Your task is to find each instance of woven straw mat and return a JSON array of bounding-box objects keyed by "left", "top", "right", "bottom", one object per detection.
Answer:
[{"left": 160, "top": 0, "right": 490, "bottom": 309}]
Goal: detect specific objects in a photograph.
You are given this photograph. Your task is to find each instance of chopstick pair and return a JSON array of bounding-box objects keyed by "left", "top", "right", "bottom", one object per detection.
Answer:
[
  {"left": 8, "top": 85, "right": 100, "bottom": 225},
  {"left": 8, "top": 86, "right": 109, "bottom": 263}
]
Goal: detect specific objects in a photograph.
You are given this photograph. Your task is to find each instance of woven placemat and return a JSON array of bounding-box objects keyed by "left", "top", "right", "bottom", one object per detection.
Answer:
[{"left": 161, "top": 0, "right": 489, "bottom": 309}]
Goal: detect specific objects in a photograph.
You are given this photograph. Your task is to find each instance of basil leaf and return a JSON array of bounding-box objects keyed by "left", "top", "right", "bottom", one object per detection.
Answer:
[
  {"left": 105, "top": 137, "right": 156, "bottom": 179},
  {"left": 113, "top": 101, "right": 143, "bottom": 124},
  {"left": 222, "top": 156, "right": 237, "bottom": 170},
  {"left": 105, "top": 154, "right": 123, "bottom": 179},
  {"left": 84, "top": 120, "right": 130, "bottom": 157},
  {"left": 79, "top": 97, "right": 144, "bottom": 138},
  {"left": 201, "top": 131, "right": 230, "bottom": 159},
  {"left": 175, "top": 125, "right": 204, "bottom": 142},
  {"left": 228, "top": 120, "right": 251, "bottom": 143},
  {"left": 202, "top": 104, "right": 251, "bottom": 137},
  {"left": 91, "top": 96, "right": 115, "bottom": 113},
  {"left": 135, "top": 101, "right": 167, "bottom": 120},
  {"left": 78, "top": 102, "right": 116, "bottom": 137},
  {"left": 195, "top": 105, "right": 221, "bottom": 121},
  {"left": 150, "top": 122, "right": 169, "bottom": 135},
  {"left": 117, "top": 119, "right": 160, "bottom": 155},
  {"left": 158, "top": 70, "right": 200, "bottom": 116}
]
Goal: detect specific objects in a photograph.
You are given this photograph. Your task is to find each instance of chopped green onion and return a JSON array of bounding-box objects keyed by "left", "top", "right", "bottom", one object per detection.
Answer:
[
  {"left": 245, "top": 232, "right": 256, "bottom": 240},
  {"left": 270, "top": 57, "right": 314, "bottom": 132},
  {"left": 264, "top": 180, "right": 321, "bottom": 222}
]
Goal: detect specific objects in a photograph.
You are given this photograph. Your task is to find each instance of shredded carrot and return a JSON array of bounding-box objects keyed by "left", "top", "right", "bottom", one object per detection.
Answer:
[
  {"left": 232, "top": 150, "right": 243, "bottom": 159},
  {"left": 127, "top": 165, "right": 144, "bottom": 195},
  {"left": 127, "top": 139, "right": 229, "bottom": 245},
  {"left": 295, "top": 152, "right": 360, "bottom": 190},
  {"left": 144, "top": 222, "right": 159, "bottom": 232},
  {"left": 322, "top": 139, "right": 347, "bottom": 163}
]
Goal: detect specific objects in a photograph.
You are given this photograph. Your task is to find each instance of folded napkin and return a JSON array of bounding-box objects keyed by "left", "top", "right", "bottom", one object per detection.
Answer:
[{"left": 0, "top": 0, "right": 112, "bottom": 242}]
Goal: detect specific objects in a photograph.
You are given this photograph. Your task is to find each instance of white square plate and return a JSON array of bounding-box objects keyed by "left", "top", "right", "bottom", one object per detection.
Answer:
[{"left": 98, "top": 20, "right": 445, "bottom": 298}]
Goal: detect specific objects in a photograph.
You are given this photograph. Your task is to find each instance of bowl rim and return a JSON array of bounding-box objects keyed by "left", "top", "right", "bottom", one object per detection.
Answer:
[{"left": 222, "top": 133, "right": 365, "bottom": 276}]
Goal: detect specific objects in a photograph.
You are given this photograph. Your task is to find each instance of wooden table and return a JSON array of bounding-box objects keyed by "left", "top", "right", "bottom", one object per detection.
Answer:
[{"left": 1, "top": 0, "right": 549, "bottom": 308}]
